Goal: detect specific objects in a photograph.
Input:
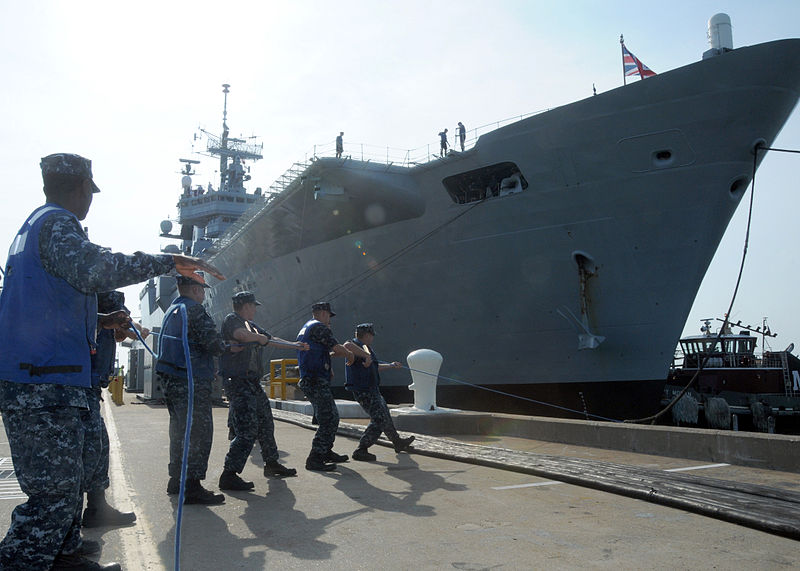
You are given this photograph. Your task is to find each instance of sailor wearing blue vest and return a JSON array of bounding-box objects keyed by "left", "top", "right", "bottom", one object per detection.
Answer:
[
  {"left": 156, "top": 274, "right": 227, "bottom": 505},
  {"left": 343, "top": 323, "right": 415, "bottom": 461},
  {"left": 296, "top": 302, "right": 355, "bottom": 471},
  {"left": 217, "top": 291, "right": 309, "bottom": 491},
  {"left": 0, "top": 153, "right": 221, "bottom": 571},
  {"left": 81, "top": 291, "right": 137, "bottom": 530}
]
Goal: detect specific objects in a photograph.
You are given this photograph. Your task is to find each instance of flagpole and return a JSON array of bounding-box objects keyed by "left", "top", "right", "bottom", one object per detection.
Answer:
[{"left": 620, "top": 34, "right": 626, "bottom": 86}]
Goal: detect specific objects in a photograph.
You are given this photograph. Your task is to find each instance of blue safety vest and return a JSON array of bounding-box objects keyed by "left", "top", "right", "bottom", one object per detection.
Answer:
[
  {"left": 0, "top": 204, "right": 97, "bottom": 387},
  {"left": 155, "top": 296, "right": 215, "bottom": 380},
  {"left": 344, "top": 338, "right": 380, "bottom": 391},
  {"left": 296, "top": 319, "right": 331, "bottom": 379}
]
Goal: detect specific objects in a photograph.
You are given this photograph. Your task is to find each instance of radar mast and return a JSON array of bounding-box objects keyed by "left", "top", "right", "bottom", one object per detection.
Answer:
[{"left": 200, "top": 84, "right": 263, "bottom": 192}]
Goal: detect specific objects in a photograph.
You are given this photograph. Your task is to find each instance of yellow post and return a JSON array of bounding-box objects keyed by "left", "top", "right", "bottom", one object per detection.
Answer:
[
  {"left": 269, "top": 358, "right": 300, "bottom": 400},
  {"left": 108, "top": 375, "right": 124, "bottom": 406}
]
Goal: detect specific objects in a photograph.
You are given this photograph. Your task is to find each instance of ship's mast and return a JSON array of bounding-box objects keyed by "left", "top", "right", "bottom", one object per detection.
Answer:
[
  {"left": 201, "top": 83, "right": 263, "bottom": 192},
  {"left": 219, "top": 83, "right": 230, "bottom": 190}
]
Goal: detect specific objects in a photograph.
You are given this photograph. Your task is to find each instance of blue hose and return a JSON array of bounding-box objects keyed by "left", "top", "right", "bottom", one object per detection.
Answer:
[{"left": 131, "top": 307, "right": 193, "bottom": 571}]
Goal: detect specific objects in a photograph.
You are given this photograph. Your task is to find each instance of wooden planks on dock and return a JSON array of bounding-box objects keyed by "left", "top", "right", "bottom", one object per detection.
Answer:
[{"left": 274, "top": 409, "right": 800, "bottom": 540}]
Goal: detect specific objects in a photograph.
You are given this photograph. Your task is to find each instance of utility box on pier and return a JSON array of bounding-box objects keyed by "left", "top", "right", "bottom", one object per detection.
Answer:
[{"left": 126, "top": 349, "right": 145, "bottom": 393}]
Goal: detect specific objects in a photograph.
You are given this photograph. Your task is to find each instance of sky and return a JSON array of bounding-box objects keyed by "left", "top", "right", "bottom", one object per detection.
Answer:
[{"left": 1, "top": 1, "right": 799, "bottom": 358}]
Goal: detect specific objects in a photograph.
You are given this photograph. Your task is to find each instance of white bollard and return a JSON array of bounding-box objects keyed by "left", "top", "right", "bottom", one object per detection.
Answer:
[{"left": 407, "top": 349, "right": 443, "bottom": 411}]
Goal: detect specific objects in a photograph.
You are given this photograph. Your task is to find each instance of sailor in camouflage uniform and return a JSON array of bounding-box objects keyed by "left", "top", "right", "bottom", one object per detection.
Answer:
[
  {"left": 295, "top": 302, "right": 354, "bottom": 471},
  {"left": 343, "top": 323, "right": 415, "bottom": 461},
  {"left": 0, "top": 153, "right": 222, "bottom": 571},
  {"left": 156, "top": 274, "right": 227, "bottom": 505},
  {"left": 217, "top": 291, "right": 308, "bottom": 491},
  {"left": 81, "top": 291, "right": 137, "bottom": 529}
]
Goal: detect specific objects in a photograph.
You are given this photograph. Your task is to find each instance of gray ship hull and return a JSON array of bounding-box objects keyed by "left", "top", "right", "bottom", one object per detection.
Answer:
[{"left": 193, "top": 40, "right": 800, "bottom": 420}]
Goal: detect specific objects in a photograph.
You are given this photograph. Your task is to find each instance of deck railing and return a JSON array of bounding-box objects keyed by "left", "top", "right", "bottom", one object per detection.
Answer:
[{"left": 303, "top": 110, "right": 547, "bottom": 168}]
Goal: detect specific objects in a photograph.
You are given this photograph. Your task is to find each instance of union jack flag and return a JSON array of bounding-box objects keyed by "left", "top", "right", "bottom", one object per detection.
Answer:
[{"left": 621, "top": 43, "right": 656, "bottom": 80}]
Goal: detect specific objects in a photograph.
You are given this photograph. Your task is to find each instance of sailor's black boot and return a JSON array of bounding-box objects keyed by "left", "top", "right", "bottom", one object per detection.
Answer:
[
  {"left": 82, "top": 489, "right": 137, "bottom": 528},
  {"left": 52, "top": 553, "right": 122, "bottom": 570},
  {"left": 324, "top": 450, "right": 349, "bottom": 463},
  {"left": 305, "top": 453, "right": 336, "bottom": 472},
  {"left": 352, "top": 447, "right": 376, "bottom": 462},
  {"left": 264, "top": 460, "right": 297, "bottom": 478},
  {"left": 218, "top": 470, "right": 255, "bottom": 491},
  {"left": 75, "top": 539, "right": 100, "bottom": 556},
  {"left": 393, "top": 435, "right": 415, "bottom": 453},
  {"left": 183, "top": 479, "right": 225, "bottom": 505},
  {"left": 167, "top": 477, "right": 180, "bottom": 495}
]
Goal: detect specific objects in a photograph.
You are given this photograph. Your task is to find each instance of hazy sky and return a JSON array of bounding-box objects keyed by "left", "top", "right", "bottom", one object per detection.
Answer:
[{"left": 1, "top": 1, "right": 798, "bottom": 355}]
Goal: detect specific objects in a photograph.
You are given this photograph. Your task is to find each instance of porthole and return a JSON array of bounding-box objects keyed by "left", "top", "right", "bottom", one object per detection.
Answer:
[
  {"left": 652, "top": 149, "right": 674, "bottom": 167},
  {"left": 729, "top": 176, "right": 750, "bottom": 198}
]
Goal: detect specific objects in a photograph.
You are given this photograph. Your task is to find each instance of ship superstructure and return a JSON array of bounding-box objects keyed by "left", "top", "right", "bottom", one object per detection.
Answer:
[{"left": 129, "top": 85, "right": 266, "bottom": 399}]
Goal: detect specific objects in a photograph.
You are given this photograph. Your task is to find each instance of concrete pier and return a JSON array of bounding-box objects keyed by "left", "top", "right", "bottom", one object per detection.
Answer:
[
  {"left": 388, "top": 409, "right": 800, "bottom": 473},
  {"left": 0, "top": 394, "right": 797, "bottom": 569}
]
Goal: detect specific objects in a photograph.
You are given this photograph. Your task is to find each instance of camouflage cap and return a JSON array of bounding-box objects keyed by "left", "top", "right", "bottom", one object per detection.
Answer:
[
  {"left": 311, "top": 301, "right": 336, "bottom": 316},
  {"left": 40, "top": 153, "right": 101, "bottom": 193},
  {"left": 232, "top": 291, "right": 261, "bottom": 306},
  {"left": 176, "top": 273, "right": 210, "bottom": 288},
  {"left": 355, "top": 323, "right": 375, "bottom": 335}
]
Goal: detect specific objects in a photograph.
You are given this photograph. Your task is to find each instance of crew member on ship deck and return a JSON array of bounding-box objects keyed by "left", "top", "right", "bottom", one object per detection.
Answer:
[{"left": 335, "top": 131, "right": 344, "bottom": 158}]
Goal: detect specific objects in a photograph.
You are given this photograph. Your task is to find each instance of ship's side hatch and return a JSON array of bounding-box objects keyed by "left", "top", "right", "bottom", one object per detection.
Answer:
[{"left": 442, "top": 162, "right": 528, "bottom": 204}]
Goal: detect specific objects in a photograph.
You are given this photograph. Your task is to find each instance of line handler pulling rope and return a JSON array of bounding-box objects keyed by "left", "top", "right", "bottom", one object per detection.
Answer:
[
  {"left": 130, "top": 306, "right": 192, "bottom": 571},
  {"left": 131, "top": 314, "right": 299, "bottom": 570}
]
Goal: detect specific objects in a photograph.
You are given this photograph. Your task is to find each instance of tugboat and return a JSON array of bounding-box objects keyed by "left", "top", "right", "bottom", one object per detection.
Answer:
[{"left": 665, "top": 318, "right": 800, "bottom": 433}]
